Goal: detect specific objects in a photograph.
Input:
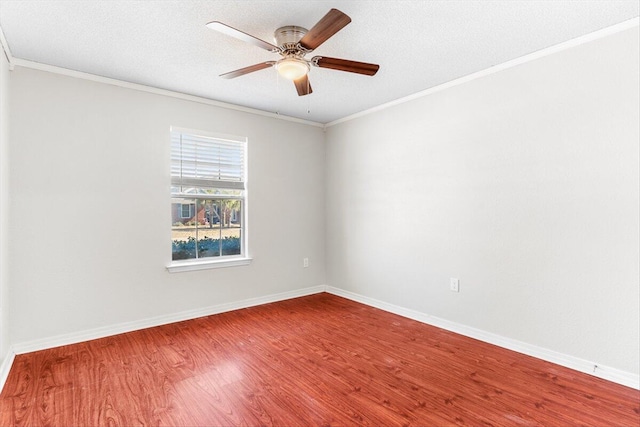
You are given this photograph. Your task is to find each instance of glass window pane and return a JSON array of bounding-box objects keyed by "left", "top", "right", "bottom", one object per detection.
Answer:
[
  {"left": 172, "top": 194, "right": 243, "bottom": 260},
  {"left": 221, "top": 199, "right": 242, "bottom": 256},
  {"left": 196, "top": 199, "right": 221, "bottom": 259},
  {"left": 172, "top": 198, "right": 197, "bottom": 260}
]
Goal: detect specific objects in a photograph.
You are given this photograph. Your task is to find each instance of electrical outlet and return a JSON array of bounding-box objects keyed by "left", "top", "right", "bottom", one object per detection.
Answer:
[
  {"left": 303, "top": 258, "right": 309, "bottom": 268},
  {"left": 450, "top": 278, "right": 460, "bottom": 292}
]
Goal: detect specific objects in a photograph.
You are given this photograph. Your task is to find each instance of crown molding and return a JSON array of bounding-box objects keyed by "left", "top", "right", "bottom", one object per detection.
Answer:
[
  {"left": 9, "top": 56, "right": 324, "bottom": 128},
  {"left": 0, "top": 25, "right": 14, "bottom": 69},
  {"left": 3, "top": 17, "right": 637, "bottom": 128},
  {"left": 326, "top": 17, "right": 640, "bottom": 128}
]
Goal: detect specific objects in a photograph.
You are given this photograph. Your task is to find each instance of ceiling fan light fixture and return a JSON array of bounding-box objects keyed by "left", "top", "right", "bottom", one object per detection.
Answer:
[{"left": 275, "top": 58, "right": 309, "bottom": 80}]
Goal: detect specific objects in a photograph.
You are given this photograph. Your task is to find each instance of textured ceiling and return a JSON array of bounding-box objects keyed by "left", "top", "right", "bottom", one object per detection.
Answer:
[{"left": 0, "top": 1, "right": 638, "bottom": 124}]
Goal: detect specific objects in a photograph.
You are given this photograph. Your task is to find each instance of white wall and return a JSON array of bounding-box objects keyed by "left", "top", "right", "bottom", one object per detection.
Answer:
[
  {"left": 3, "top": 21, "right": 638, "bottom": 385},
  {"left": 9, "top": 67, "right": 325, "bottom": 345},
  {"left": 0, "top": 49, "right": 10, "bottom": 363},
  {"left": 325, "top": 26, "right": 639, "bottom": 374}
]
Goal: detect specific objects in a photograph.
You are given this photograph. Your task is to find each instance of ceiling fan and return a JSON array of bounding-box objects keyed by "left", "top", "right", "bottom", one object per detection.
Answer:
[{"left": 206, "top": 8, "right": 380, "bottom": 96}]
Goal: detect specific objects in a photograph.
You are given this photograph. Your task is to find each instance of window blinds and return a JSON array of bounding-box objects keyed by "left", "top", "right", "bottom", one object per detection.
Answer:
[{"left": 171, "top": 130, "right": 245, "bottom": 190}]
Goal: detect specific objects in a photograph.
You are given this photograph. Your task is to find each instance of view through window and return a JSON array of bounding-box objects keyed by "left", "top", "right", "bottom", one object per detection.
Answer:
[{"left": 170, "top": 128, "right": 246, "bottom": 262}]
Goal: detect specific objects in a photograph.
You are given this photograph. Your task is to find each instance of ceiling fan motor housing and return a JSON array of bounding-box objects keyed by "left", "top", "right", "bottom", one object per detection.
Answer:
[{"left": 274, "top": 26, "right": 309, "bottom": 53}]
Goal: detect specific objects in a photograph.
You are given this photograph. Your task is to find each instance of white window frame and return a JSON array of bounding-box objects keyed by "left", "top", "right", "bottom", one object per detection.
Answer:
[
  {"left": 180, "top": 203, "right": 193, "bottom": 219},
  {"left": 167, "top": 127, "right": 251, "bottom": 273}
]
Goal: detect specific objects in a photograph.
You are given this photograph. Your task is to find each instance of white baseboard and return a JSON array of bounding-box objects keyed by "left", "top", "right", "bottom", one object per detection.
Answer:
[
  {"left": 4, "top": 284, "right": 637, "bottom": 394},
  {"left": 325, "top": 286, "right": 639, "bottom": 390},
  {"left": 0, "top": 285, "right": 324, "bottom": 394},
  {"left": 11, "top": 285, "right": 326, "bottom": 356},
  {"left": 0, "top": 348, "right": 16, "bottom": 394}
]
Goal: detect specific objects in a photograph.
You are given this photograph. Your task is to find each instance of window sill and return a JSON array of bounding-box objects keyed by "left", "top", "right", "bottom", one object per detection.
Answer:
[{"left": 166, "top": 257, "right": 252, "bottom": 273}]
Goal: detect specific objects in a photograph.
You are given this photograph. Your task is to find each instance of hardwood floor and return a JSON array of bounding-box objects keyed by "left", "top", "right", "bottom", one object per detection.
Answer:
[{"left": 1, "top": 293, "right": 638, "bottom": 426}]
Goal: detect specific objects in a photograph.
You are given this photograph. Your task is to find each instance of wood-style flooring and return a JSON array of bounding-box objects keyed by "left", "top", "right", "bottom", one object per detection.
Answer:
[{"left": 0, "top": 293, "right": 638, "bottom": 426}]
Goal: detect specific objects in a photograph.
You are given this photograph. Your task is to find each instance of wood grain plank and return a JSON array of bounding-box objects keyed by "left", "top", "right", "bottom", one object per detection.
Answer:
[{"left": 1, "top": 293, "right": 638, "bottom": 426}]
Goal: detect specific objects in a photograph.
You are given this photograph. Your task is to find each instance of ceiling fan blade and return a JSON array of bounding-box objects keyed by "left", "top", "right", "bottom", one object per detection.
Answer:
[
  {"left": 298, "top": 9, "right": 351, "bottom": 51},
  {"left": 312, "top": 56, "right": 379, "bottom": 76},
  {"left": 206, "top": 21, "right": 279, "bottom": 52},
  {"left": 220, "top": 62, "right": 275, "bottom": 79},
  {"left": 293, "top": 75, "right": 313, "bottom": 96}
]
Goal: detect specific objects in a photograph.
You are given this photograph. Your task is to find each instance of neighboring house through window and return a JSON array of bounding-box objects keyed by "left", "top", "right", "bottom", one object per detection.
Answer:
[
  {"left": 180, "top": 203, "right": 194, "bottom": 219},
  {"left": 168, "top": 127, "right": 249, "bottom": 271}
]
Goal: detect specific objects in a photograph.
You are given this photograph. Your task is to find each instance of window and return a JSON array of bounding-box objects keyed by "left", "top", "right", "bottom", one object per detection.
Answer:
[
  {"left": 168, "top": 128, "right": 250, "bottom": 271},
  {"left": 180, "top": 203, "right": 194, "bottom": 219}
]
